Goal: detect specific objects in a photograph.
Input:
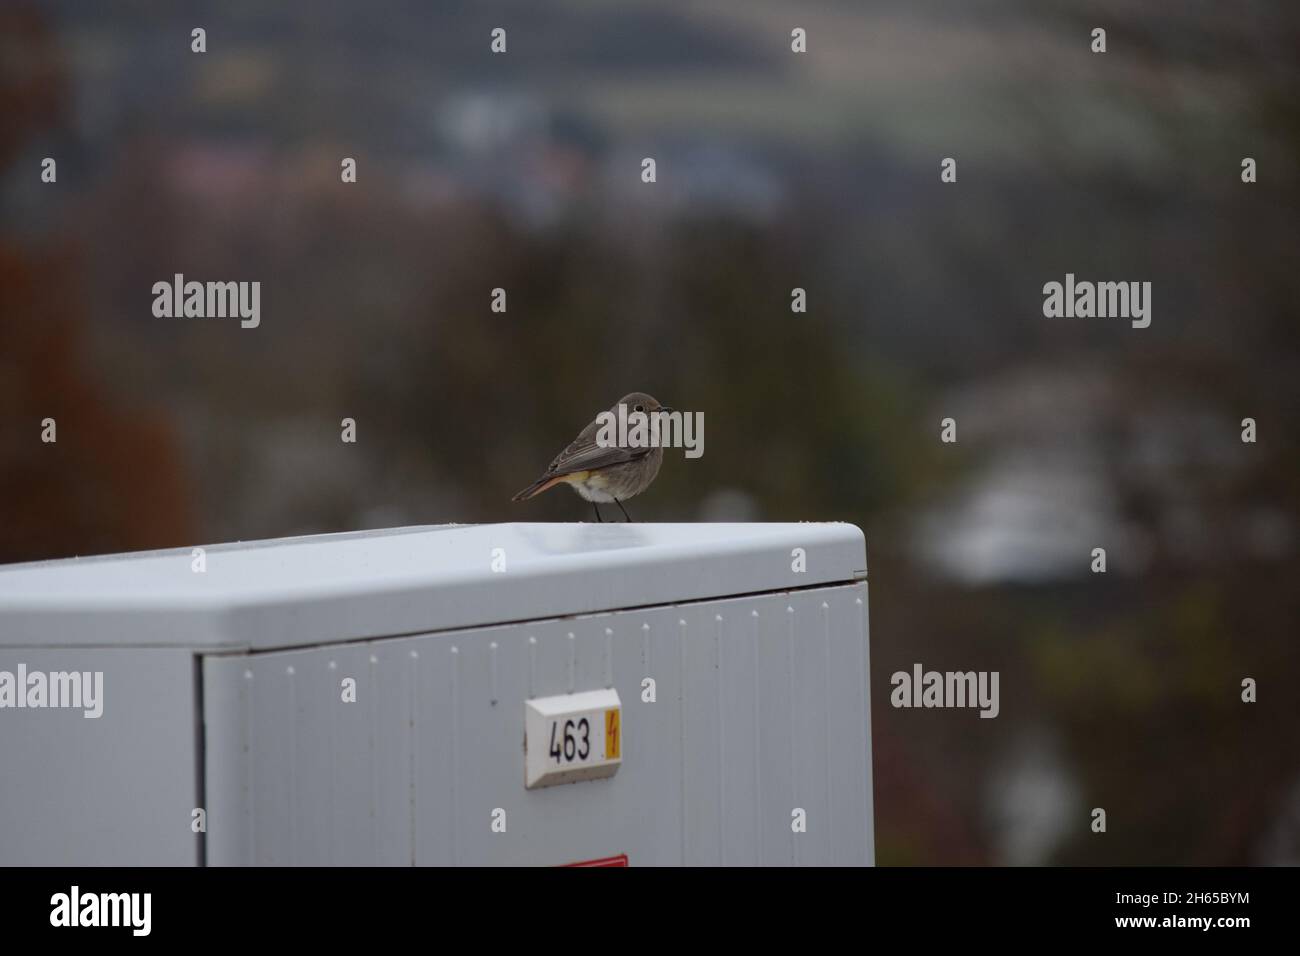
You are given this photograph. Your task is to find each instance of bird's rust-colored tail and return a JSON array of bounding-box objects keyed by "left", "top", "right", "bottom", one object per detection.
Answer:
[{"left": 512, "top": 473, "right": 567, "bottom": 501}]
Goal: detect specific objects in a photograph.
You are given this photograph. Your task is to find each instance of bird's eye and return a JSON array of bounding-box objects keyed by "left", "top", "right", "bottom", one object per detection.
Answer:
[{"left": 634, "top": 404, "right": 644, "bottom": 412}]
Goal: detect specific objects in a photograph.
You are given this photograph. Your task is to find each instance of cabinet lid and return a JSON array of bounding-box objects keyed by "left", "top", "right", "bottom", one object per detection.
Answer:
[{"left": 0, "top": 523, "right": 866, "bottom": 649}]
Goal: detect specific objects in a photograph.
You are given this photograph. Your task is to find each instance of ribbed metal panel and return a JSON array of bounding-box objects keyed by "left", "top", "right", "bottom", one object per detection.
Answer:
[{"left": 203, "top": 581, "right": 872, "bottom": 866}]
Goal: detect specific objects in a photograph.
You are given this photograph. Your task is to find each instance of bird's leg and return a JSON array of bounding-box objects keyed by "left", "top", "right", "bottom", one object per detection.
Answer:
[
  {"left": 592, "top": 501, "right": 603, "bottom": 523},
  {"left": 615, "top": 498, "right": 631, "bottom": 522}
]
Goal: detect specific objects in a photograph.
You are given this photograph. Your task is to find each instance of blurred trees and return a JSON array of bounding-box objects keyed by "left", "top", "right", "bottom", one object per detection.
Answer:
[{"left": 0, "top": 5, "right": 194, "bottom": 562}]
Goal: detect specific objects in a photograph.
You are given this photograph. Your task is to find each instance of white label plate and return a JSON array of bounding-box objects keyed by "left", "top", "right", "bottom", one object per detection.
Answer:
[{"left": 525, "top": 689, "right": 622, "bottom": 789}]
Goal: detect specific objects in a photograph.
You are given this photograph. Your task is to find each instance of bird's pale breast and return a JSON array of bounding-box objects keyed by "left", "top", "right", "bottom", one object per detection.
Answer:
[{"left": 564, "top": 449, "right": 662, "bottom": 502}]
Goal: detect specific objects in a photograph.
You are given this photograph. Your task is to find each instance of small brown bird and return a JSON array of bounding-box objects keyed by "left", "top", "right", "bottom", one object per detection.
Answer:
[{"left": 512, "top": 392, "right": 669, "bottom": 522}]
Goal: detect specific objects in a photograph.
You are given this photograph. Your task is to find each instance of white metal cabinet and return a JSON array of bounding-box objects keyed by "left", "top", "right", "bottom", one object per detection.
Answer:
[{"left": 0, "top": 523, "right": 872, "bottom": 866}]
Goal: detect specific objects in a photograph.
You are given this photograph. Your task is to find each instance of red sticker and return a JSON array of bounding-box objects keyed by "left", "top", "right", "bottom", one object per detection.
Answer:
[{"left": 563, "top": 854, "right": 629, "bottom": 867}]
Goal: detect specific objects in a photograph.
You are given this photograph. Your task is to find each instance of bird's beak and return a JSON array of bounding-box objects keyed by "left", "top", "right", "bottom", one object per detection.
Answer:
[{"left": 659, "top": 405, "right": 675, "bottom": 414}]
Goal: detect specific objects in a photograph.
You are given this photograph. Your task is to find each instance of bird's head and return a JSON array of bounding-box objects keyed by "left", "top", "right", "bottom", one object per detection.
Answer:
[{"left": 614, "top": 392, "right": 672, "bottom": 415}]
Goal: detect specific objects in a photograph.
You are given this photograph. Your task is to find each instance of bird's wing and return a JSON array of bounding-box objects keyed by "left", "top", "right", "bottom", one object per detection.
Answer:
[{"left": 546, "top": 417, "right": 650, "bottom": 477}]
